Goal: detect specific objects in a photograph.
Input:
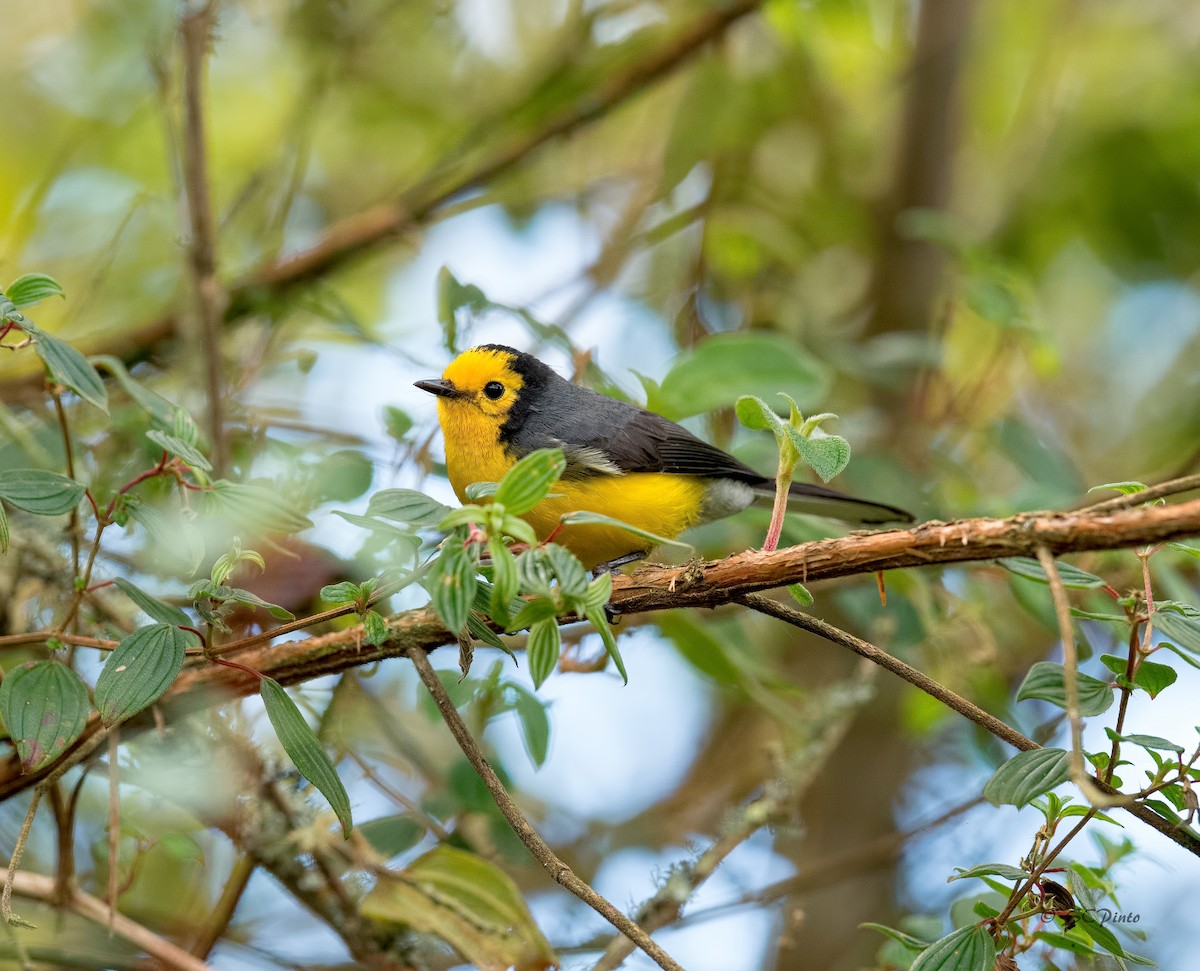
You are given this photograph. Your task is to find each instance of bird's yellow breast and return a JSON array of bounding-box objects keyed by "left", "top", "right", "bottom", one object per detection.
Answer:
[{"left": 438, "top": 397, "right": 705, "bottom": 569}]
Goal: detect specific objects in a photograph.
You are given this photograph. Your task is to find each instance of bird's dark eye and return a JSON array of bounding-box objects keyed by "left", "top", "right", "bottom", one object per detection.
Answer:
[{"left": 483, "top": 381, "right": 505, "bottom": 400}]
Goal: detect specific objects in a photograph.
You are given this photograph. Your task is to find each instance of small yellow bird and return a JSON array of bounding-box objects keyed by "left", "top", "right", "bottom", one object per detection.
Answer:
[{"left": 416, "top": 344, "right": 911, "bottom": 570}]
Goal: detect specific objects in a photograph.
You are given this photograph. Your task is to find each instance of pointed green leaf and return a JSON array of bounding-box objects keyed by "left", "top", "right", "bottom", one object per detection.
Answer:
[
  {"left": 585, "top": 607, "right": 627, "bottom": 685},
  {"left": 360, "top": 814, "right": 423, "bottom": 857},
  {"left": 0, "top": 469, "right": 86, "bottom": 516},
  {"left": 427, "top": 544, "right": 477, "bottom": 632},
  {"left": 795, "top": 431, "right": 851, "bottom": 483},
  {"left": 488, "top": 537, "right": 518, "bottom": 625},
  {"left": 260, "top": 677, "right": 352, "bottom": 838},
  {"left": 493, "top": 448, "right": 566, "bottom": 516},
  {"left": 112, "top": 578, "right": 190, "bottom": 626},
  {"left": 948, "top": 863, "right": 1029, "bottom": 883},
  {"left": 367, "top": 488, "right": 453, "bottom": 525},
  {"left": 1087, "top": 481, "right": 1147, "bottom": 496},
  {"left": 910, "top": 923, "right": 996, "bottom": 971},
  {"left": 1132, "top": 658, "right": 1177, "bottom": 698},
  {"left": 983, "top": 748, "right": 1071, "bottom": 807},
  {"left": 90, "top": 355, "right": 184, "bottom": 427},
  {"left": 1153, "top": 611, "right": 1200, "bottom": 653},
  {"left": 207, "top": 481, "right": 312, "bottom": 533},
  {"left": 558, "top": 510, "right": 692, "bottom": 552},
  {"left": 508, "top": 684, "right": 550, "bottom": 768},
  {"left": 23, "top": 322, "right": 108, "bottom": 413},
  {"left": 145, "top": 430, "right": 212, "bottom": 473},
  {"left": 0, "top": 661, "right": 90, "bottom": 771},
  {"left": 788, "top": 583, "right": 814, "bottom": 606},
  {"left": 1103, "top": 729, "right": 1184, "bottom": 755},
  {"left": 999, "top": 557, "right": 1106, "bottom": 589},
  {"left": 5, "top": 273, "right": 64, "bottom": 308},
  {"left": 1016, "top": 661, "right": 1114, "bottom": 716},
  {"left": 527, "top": 617, "right": 561, "bottom": 689},
  {"left": 544, "top": 543, "right": 587, "bottom": 600},
  {"left": 94, "top": 624, "right": 192, "bottom": 724}
]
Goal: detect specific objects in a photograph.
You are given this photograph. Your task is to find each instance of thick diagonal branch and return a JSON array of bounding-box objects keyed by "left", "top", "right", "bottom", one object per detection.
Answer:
[{"left": 1, "top": 497, "right": 1198, "bottom": 803}]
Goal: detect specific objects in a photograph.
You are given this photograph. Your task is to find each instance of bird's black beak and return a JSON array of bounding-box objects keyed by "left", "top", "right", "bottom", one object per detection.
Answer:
[{"left": 414, "top": 378, "right": 463, "bottom": 399}]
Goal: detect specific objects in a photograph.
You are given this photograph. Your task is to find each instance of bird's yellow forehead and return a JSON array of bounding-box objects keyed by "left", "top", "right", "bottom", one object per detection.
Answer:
[{"left": 442, "top": 346, "right": 525, "bottom": 395}]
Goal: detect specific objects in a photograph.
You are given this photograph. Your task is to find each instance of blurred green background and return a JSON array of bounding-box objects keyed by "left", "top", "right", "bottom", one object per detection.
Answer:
[{"left": 2, "top": 0, "right": 1199, "bottom": 969}]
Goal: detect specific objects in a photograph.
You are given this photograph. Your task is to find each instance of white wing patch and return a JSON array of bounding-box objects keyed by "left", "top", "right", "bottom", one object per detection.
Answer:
[{"left": 557, "top": 442, "right": 625, "bottom": 478}]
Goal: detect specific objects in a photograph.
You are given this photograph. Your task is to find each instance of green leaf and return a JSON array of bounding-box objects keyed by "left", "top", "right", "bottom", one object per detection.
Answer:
[
  {"left": 948, "top": 863, "right": 1029, "bottom": 882},
  {"left": 487, "top": 537, "right": 518, "bottom": 625},
  {"left": 382, "top": 405, "right": 413, "bottom": 443},
  {"left": 545, "top": 543, "right": 587, "bottom": 600},
  {"left": 585, "top": 606, "right": 627, "bottom": 685},
  {"left": 464, "top": 481, "right": 499, "bottom": 499},
  {"left": 0, "top": 469, "right": 86, "bottom": 516},
  {"left": 508, "top": 684, "right": 550, "bottom": 768},
  {"left": 427, "top": 544, "right": 477, "bottom": 632},
  {"left": 436, "top": 266, "right": 488, "bottom": 353},
  {"left": 220, "top": 586, "right": 295, "bottom": 620},
  {"left": 1152, "top": 611, "right": 1200, "bottom": 653},
  {"left": 208, "top": 481, "right": 313, "bottom": 533},
  {"left": 320, "top": 581, "right": 362, "bottom": 606},
  {"left": 260, "top": 677, "right": 352, "bottom": 838},
  {"left": 5, "top": 273, "right": 64, "bottom": 308},
  {"left": 1103, "top": 729, "right": 1184, "bottom": 755},
  {"left": 362, "top": 610, "right": 388, "bottom": 647},
  {"left": 361, "top": 844, "right": 556, "bottom": 969},
  {"left": 493, "top": 448, "right": 566, "bottom": 516},
  {"left": 90, "top": 355, "right": 184, "bottom": 428},
  {"left": 1087, "top": 481, "right": 1147, "bottom": 496},
  {"left": 1000, "top": 557, "right": 1106, "bottom": 589},
  {"left": 94, "top": 624, "right": 193, "bottom": 724},
  {"left": 144, "top": 430, "right": 212, "bottom": 472},
  {"left": 910, "top": 923, "right": 995, "bottom": 971},
  {"left": 0, "top": 661, "right": 90, "bottom": 771},
  {"left": 983, "top": 748, "right": 1071, "bottom": 807},
  {"left": 796, "top": 431, "right": 851, "bottom": 483},
  {"left": 360, "top": 814, "right": 424, "bottom": 857},
  {"left": 22, "top": 321, "right": 108, "bottom": 412},
  {"left": 788, "top": 583, "right": 814, "bottom": 606},
  {"left": 1075, "top": 911, "right": 1126, "bottom": 958},
  {"left": 558, "top": 510, "right": 692, "bottom": 552},
  {"left": 0, "top": 503, "right": 8, "bottom": 554},
  {"left": 860, "top": 922, "right": 933, "bottom": 951},
  {"left": 1016, "top": 661, "right": 1115, "bottom": 716},
  {"left": 654, "top": 332, "right": 831, "bottom": 421},
  {"left": 367, "top": 488, "right": 453, "bottom": 525},
  {"left": 1132, "top": 658, "right": 1177, "bottom": 698},
  {"left": 527, "top": 617, "right": 561, "bottom": 689},
  {"left": 112, "top": 578, "right": 190, "bottom": 627}
]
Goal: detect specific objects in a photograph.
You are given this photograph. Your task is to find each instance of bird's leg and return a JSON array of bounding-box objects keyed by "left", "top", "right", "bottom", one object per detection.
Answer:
[{"left": 590, "top": 551, "right": 646, "bottom": 624}]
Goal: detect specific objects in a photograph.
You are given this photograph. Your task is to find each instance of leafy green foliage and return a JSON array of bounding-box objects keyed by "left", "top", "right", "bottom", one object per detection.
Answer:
[
  {"left": 1016, "top": 661, "right": 1114, "bottom": 716},
  {"left": 983, "top": 749, "right": 1071, "bottom": 808},
  {"left": 0, "top": 469, "right": 86, "bottom": 516},
  {"left": 0, "top": 660, "right": 90, "bottom": 770},
  {"left": 94, "top": 625, "right": 195, "bottom": 724},
  {"left": 260, "top": 677, "right": 353, "bottom": 838},
  {"left": 999, "top": 557, "right": 1107, "bottom": 589},
  {"left": 361, "top": 844, "right": 556, "bottom": 969},
  {"left": 909, "top": 924, "right": 996, "bottom": 971}
]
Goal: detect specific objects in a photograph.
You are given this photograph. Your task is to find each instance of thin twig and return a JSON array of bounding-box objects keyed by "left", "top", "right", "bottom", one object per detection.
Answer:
[
  {"left": 106, "top": 730, "right": 120, "bottom": 928},
  {"left": 180, "top": 0, "right": 228, "bottom": 477},
  {"left": 187, "top": 854, "right": 255, "bottom": 959},
  {"left": 735, "top": 593, "right": 1200, "bottom": 856},
  {"left": 406, "top": 645, "right": 685, "bottom": 971},
  {"left": 8, "top": 870, "right": 215, "bottom": 971},
  {"left": 1035, "top": 545, "right": 1124, "bottom": 809}
]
